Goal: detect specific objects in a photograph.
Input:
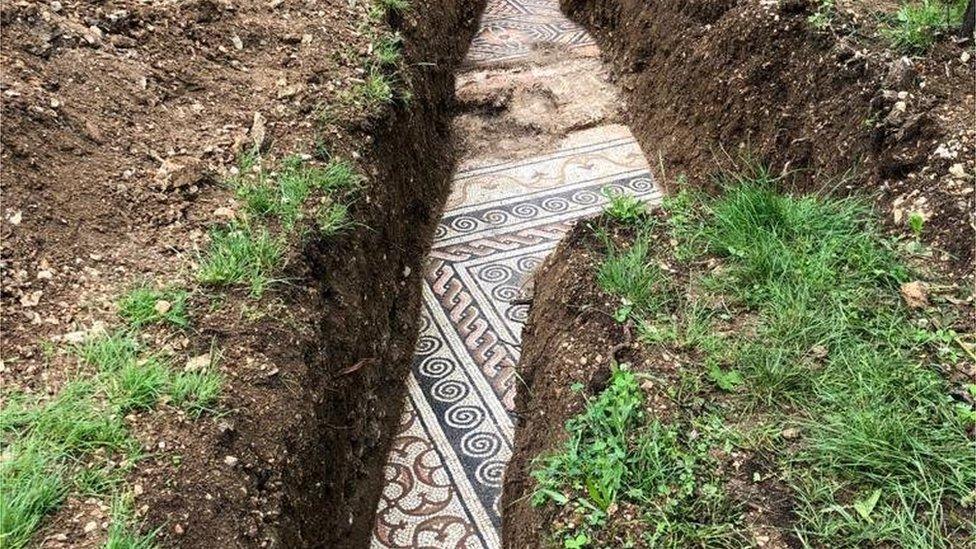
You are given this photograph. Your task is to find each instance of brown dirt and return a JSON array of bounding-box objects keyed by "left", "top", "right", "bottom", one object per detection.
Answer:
[
  {"left": 453, "top": 50, "right": 621, "bottom": 162},
  {"left": 1, "top": 0, "right": 484, "bottom": 547},
  {"left": 562, "top": 0, "right": 975, "bottom": 277}
]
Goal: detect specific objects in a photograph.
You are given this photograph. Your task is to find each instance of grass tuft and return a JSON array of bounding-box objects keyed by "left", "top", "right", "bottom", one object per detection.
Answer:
[
  {"left": 196, "top": 223, "right": 285, "bottom": 297},
  {"left": 117, "top": 285, "right": 190, "bottom": 328},
  {"left": 883, "top": 0, "right": 969, "bottom": 52},
  {"left": 105, "top": 494, "right": 157, "bottom": 549},
  {"left": 597, "top": 237, "right": 673, "bottom": 320},
  {"left": 601, "top": 187, "right": 647, "bottom": 225},
  {"left": 532, "top": 367, "right": 745, "bottom": 547}
]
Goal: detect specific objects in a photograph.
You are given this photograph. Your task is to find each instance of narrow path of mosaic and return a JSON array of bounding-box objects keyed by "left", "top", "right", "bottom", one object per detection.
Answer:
[{"left": 371, "top": 2, "right": 661, "bottom": 547}]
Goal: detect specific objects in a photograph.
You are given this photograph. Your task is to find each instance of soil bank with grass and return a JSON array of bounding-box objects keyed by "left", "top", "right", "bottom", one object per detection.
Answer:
[
  {"left": 503, "top": 179, "right": 975, "bottom": 547},
  {"left": 562, "top": 0, "right": 975, "bottom": 275},
  {"left": 1, "top": 0, "right": 483, "bottom": 547}
]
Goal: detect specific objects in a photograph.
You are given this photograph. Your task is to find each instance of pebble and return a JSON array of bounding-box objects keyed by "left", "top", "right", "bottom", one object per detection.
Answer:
[
  {"left": 83, "top": 521, "right": 98, "bottom": 533},
  {"left": 949, "top": 163, "right": 967, "bottom": 179},
  {"left": 224, "top": 455, "right": 239, "bottom": 467},
  {"left": 154, "top": 299, "right": 172, "bottom": 315},
  {"left": 185, "top": 353, "right": 211, "bottom": 371}
]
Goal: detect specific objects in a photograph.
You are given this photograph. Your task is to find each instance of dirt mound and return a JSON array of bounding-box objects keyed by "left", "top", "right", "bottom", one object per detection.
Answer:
[
  {"left": 561, "top": 0, "right": 974, "bottom": 275},
  {"left": 1, "top": 0, "right": 483, "bottom": 546}
]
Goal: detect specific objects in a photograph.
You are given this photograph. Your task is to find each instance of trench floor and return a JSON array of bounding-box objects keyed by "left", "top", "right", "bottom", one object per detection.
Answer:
[{"left": 372, "top": 1, "right": 660, "bottom": 546}]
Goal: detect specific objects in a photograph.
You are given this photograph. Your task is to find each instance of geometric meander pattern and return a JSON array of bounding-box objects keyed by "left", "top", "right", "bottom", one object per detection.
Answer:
[
  {"left": 371, "top": 139, "right": 660, "bottom": 548},
  {"left": 466, "top": 0, "right": 594, "bottom": 65}
]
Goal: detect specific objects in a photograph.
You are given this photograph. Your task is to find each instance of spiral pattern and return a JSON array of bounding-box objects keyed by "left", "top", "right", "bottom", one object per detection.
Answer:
[
  {"left": 431, "top": 379, "right": 468, "bottom": 403},
  {"left": 505, "top": 304, "right": 529, "bottom": 323},
  {"left": 511, "top": 202, "right": 539, "bottom": 218},
  {"left": 541, "top": 196, "right": 570, "bottom": 212},
  {"left": 449, "top": 216, "right": 478, "bottom": 233},
  {"left": 479, "top": 264, "right": 513, "bottom": 283},
  {"left": 417, "top": 357, "right": 454, "bottom": 378},
  {"left": 445, "top": 405, "right": 485, "bottom": 430},
  {"left": 415, "top": 334, "right": 441, "bottom": 356},
  {"left": 461, "top": 431, "right": 501, "bottom": 458},
  {"left": 516, "top": 255, "right": 542, "bottom": 272},
  {"left": 491, "top": 284, "right": 519, "bottom": 302},
  {"left": 475, "top": 459, "right": 506, "bottom": 487}
]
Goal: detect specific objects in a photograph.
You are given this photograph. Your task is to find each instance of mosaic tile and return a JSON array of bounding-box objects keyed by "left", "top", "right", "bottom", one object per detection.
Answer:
[{"left": 371, "top": 1, "right": 659, "bottom": 547}]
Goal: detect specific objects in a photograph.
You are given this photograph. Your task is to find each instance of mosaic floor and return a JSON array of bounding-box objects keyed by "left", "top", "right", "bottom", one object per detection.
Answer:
[{"left": 371, "top": 2, "right": 659, "bottom": 547}]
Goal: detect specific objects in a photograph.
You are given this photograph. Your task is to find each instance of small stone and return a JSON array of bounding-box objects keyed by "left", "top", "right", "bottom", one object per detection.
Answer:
[
  {"left": 213, "top": 206, "right": 235, "bottom": 219},
  {"left": 900, "top": 281, "right": 928, "bottom": 309},
  {"left": 231, "top": 35, "right": 243, "bottom": 50},
  {"left": 185, "top": 353, "right": 211, "bottom": 371},
  {"left": 62, "top": 330, "right": 88, "bottom": 344},
  {"left": 133, "top": 484, "right": 144, "bottom": 496},
  {"left": 173, "top": 524, "right": 184, "bottom": 535},
  {"left": 810, "top": 344, "right": 828, "bottom": 359},
  {"left": 8, "top": 210, "right": 22, "bottom": 225},
  {"left": 224, "top": 455, "right": 239, "bottom": 467},
  {"left": 884, "top": 56, "right": 916, "bottom": 89},
  {"left": 154, "top": 299, "right": 172, "bottom": 315},
  {"left": 50, "top": 0, "right": 62, "bottom": 11},
  {"left": 949, "top": 163, "right": 967, "bottom": 179},
  {"left": 83, "top": 521, "right": 98, "bottom": 533},
  {"left": 37, "top": 270, "right": 53, "bottom": 280},
  {"left": 250, "top": 112, "right": 268, "bottom": 152},
  {"left": 962, "top": 51, "right": 971, "bottom": 63},
  {"left": 781, "top": 427, "right": 800, "bottom": 439},
  {"left": 20, "top": 290, "right": 42, "bottom": 307}
]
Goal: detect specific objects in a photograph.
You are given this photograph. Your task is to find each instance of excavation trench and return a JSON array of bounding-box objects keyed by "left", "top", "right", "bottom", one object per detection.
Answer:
[
  {"left": 369, "top": 1, "right": 660, "bottom": 547},
  {"left": 270, "top": 0, "right": 969, "bottom": 546}
]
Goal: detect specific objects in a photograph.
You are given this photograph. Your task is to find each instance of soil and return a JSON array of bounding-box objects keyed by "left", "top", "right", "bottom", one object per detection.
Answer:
[
  {"left": 1, "top": 0, "right": 483, "bottom": 547},
  {"left": 453, "top": 52, "right": 621, "bottom": 162},
  {"left": 562, "top": 0, "right": 975, "bottom": 277}
]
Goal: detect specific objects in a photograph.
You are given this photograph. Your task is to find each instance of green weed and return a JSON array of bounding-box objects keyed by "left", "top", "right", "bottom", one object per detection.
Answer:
[
  {"left": 597, "top": 237, "right": 673, "bottom": 319},
  {"left": 232, "top": 156, "right": 362, "bottom": 230},
  {"left": 315, "top": 201, "right": 354, "bottom": 237},
  {"left": 374, "top": 32, "right": 403, "bottom": 67},
  {"left": 117, "top": 285, "right": 190, "bottom": 328},
  {"left": 551, "top": 168, "right": 974, "bottom": 546},
  {"left": 356, "top": 70, "right": 394, "bottom": 109},
  {"left": 809, "top": 0, "right": 836, "bottom": 29},
  {"left": 105, "top": 495, "right": 157, "bottom": 549},
  {"left": 883, "top": 0, "right": 969, "bottom": 52},
  {"left": 601, "top": 187, "right": 647, "bottom": 225},
  {"left": 107, "top": 357, "right": 170, "bottom": 413},
  {"left": 532, "top": 368, "right": 745, "bottom": 546},
  {"left": 196, "top": 223, "right": 285, "bottom": 297}
]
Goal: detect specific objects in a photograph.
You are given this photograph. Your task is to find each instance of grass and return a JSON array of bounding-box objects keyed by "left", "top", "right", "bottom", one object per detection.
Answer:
[
  {"left": 355, "top": 70, "right": 395, "bottom": 109},
  {"left": 232, "top": 156, "right": 362, "bottom": 230},
  {"left": 169, "top": 345, "right": 223, "bottom": 418},
  {"left": 596, "top": 235, "right": 673, "bottom": 322},
  {"left": 315, "top": 200, "right": 354, "bottom": 237},
  {"left": 532, "top": 167, "right": 975, "bottom": 547},
  {"left": 0, "top": 331, "right": 223, "bottom": 546},
  {"left": 531, "top": 367, "right": 745, "bottom": 547},
  {"left": 601, "top": 187, "right": 647, "bottom": 225},
  {"left": 105, "top": 495, "right": 157, "bottom": 549},
  {"left": 117, "top": 285, "right": 190, "bottom": 328},
  {"left": 196, "top": 223, "right": 285, "bottom": 297},
  {"left": 374, "top": 32, "right": 403, "bottom": 67},
  {"left": 883, "top": 0, "right": 969, "bottom": 52}
]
